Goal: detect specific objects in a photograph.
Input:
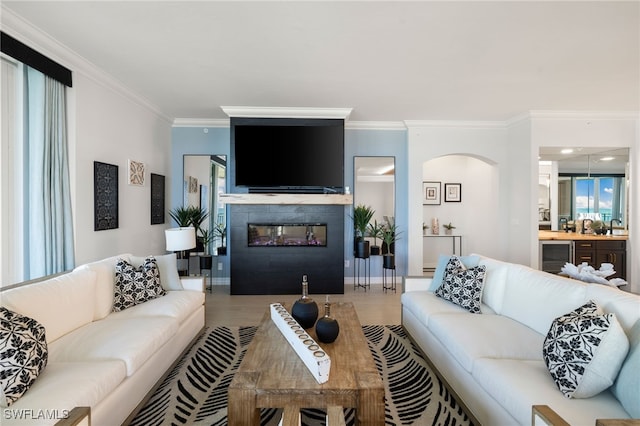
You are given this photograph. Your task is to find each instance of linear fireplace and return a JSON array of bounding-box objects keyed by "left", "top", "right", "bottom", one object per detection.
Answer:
[
  {"left": 248, "top": 223, "right": 327, "bottom": 247},
  {"left": 230, "top": 204, "right": 344, "bottom": 295}
]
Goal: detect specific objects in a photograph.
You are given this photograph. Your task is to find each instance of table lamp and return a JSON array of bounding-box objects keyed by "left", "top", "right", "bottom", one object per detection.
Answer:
[{"left": 165, "top": 227, "right": 196, "bottom": 276}]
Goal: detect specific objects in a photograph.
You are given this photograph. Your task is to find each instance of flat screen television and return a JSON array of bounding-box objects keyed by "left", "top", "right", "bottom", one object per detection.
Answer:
[{"left": 232, "top": 117, "right": 344, "bottom": 193}]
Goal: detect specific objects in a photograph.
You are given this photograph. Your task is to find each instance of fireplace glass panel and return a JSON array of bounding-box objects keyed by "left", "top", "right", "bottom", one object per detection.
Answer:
[{"left": 248, "top": 223, "right": 327, "bottom": 247}]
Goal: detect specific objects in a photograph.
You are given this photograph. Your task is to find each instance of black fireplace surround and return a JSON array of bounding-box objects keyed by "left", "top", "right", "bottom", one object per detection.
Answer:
[{"left": 230, "top": 205, "right": 344, "bottom": 295}]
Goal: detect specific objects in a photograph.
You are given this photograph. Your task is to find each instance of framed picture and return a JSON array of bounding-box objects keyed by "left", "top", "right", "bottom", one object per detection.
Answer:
[
  {"left": 150, "top": 173, "right": 165, "bottom": 225},
  {"left": 422, "top": 181, "right": 441, "bottom": 205},
  {"left": 444, "top": 183, "right": 462, "bottom": 202},
  {"left": 128, "top": 159, "right": 145, "bottom": 186},
  {"left": 94, "top": 161, "right": 119, "bottom": 231},
  {"left": 188, "top": 176, "right": 198, "bottom": 193}
]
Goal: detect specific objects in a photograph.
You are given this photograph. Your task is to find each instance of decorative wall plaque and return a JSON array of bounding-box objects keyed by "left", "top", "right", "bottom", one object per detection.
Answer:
[
  {"left": 128, "top": 159, "right": 145, "bottom": 186},
  {"left": 94, "top": 161, "right": 119, "bottom": 231},
  {"left": 150, "top": 173, "right": 165, "bottom": 225}
]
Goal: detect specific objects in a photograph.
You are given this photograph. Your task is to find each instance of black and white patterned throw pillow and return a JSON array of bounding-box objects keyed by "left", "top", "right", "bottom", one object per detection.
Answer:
[
  {"left": 543, "top": 300, "right": 629, "bottom": 398},
  {"left": 434, "top": 256, "right": 465, "bottom": 300},
  {"left": 0, "top": 307, "right": 48, "bottom": 407},
  {"left": 435, "top": 258, "right": 486, "bottom": 314},
  {"left": 113, "top": 256, "right": 166, "bottom": 312}
]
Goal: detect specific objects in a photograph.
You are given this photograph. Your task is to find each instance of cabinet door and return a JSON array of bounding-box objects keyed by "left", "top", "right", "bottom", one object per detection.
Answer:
[
  {"left": 595, "top": 240, "right": 626, "bottom": 279},
  {"left": 574, "top": 241, "right": 595, "bottom": 265}
]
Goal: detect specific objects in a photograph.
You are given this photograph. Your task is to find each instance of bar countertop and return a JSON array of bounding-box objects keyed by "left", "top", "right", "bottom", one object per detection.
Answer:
[{"left": 539, "top": 230, "right": 628, "bottom": 241}]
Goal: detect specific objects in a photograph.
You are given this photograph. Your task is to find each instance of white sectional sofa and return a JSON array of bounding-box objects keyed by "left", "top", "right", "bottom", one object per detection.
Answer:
[
  {"left": 402, "top": 254, "right": 639, "bottom": 426},
  {"left": 0, "top": 254, "right": 205, "bottom": 426}
]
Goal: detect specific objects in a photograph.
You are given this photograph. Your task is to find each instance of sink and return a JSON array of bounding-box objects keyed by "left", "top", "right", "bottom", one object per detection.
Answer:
[{"left": 612, "top": 229, "right": 627, "bottom": 236}]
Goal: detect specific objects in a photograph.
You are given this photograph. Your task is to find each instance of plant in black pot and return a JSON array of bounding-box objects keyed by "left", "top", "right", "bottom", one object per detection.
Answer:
[
  {"left": 351, "top": 204, "right": 374, "bottom": 258},
  {"left": 367, "top": 220, "right": 385, "bottom": 256},
  {"left": 169, "top": 205, "right": 210, "bottom": 252},
  {"left": 213, "top": 221, "right": 227, "bottom": 255},
  {"left": 382, "top": 220, "right": 402, "bottom": 269},
  {"left": 198, "top": 227, "right": 215, "bottom": 271}
]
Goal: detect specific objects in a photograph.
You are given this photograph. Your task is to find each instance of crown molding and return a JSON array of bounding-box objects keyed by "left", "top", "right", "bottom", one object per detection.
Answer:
[
  {"left": 1, "top": 6, "right": 172, "bottom": 124},
  {"left": 527, "top": 110, "right": 639, "bottom": 120},
  {"left": 345, "top": 121, "right": 407, "bottom": 130},
  {"left": 404, "top": 119, "right": 507, "bottom": 129},
  {"left": 172, "top": 118, "right": 230, "bottom": 128},
  {"left": 220, "top": 106, "right": 353, "bottom": 120}
]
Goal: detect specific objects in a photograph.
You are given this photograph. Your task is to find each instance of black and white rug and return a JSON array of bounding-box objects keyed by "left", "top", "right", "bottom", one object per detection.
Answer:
[{"left": 130, "top": 325, "right": 473, "bottom": 426}]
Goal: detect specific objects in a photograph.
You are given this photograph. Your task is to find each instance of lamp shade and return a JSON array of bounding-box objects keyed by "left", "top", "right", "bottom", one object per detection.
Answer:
[{"left": 165, "top": 227, "right": 196, "bottom": 251}]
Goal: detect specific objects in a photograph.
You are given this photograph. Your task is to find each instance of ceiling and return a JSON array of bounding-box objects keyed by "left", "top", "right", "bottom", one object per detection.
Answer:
[
  {"left": 539, "top": 147, "right": 629, "bottom": 173},
  {"left": 3, "top": 1, "right": 639, "bottom": 123}
]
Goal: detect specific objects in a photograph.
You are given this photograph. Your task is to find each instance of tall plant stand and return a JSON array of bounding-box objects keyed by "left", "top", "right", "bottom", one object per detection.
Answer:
[
  {"left": 382, "top": 264, "right": 396, "bottom": 293},
  {"left": 354, "top": 256, "right": 370, "bottom": 291},
  {"left": 200, "top": 255, "right": 213, "bottom": 293}
]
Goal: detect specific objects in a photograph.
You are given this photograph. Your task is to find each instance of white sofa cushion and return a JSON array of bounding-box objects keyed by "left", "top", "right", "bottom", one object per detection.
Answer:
[
  {"left": 401, "top": 292, "right": 481, "bottom": 327},
  {"left": 107, "top": 290, "right": 204, "bottom": 324},
  {"left": 476, "top": 255, "right": 510, "bottom": 313},
  {"left": 500, "top": 263, "right": 588, "bottom": 335},
  {"left": 543, "top": 301, "right": 629, "bottom": 398},
  {"left": 48, "top": 316, "right": 178, "bottom": 376},
  {"left": 131, "top": 254, "right": 183, "bottom": 291},
  {"left": 75, "top": 254, "right": 131, "bottom": 320},
  {"left": 1, "top": 267, "right": 96, "bottom": 344},
  {"left": 586, "top": 284, "right": 640, "bottom": 332},
  {"left": 0, "top": 308, "right": 48, "bottom": 407},
  {"left": 5, "top": 361, "right": 126, "bottom": 426},
  {"left": 428, "top": 313, "right": 544, "bottom": 372},
  {"left": 472, "top": 358, "right": 630, "bottom": 426}
]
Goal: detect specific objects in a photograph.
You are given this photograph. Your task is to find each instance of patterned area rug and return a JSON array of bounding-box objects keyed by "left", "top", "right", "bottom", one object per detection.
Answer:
[{"left": 130, "top": 325, "right": 473, "bottom": 426}]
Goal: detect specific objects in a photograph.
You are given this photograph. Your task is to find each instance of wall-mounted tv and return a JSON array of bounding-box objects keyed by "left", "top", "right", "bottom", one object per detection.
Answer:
[{"left": 231, "top": 117, "right": 344, "bottom": 193}]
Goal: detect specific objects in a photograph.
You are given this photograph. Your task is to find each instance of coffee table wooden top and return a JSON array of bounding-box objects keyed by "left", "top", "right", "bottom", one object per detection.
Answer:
[{"left": 228, "top": 301, "right": 384, "bottom": 425}]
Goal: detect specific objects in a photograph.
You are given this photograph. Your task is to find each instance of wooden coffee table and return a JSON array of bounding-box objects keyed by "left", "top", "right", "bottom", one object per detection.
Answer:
[{"left": 228, "top": 301, "right": 384, "bottom": 425}]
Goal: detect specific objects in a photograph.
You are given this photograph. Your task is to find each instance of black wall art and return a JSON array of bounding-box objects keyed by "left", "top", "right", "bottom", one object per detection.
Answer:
[
  {"left": 150, "top": 173, "right": 165, "bottom": 225},
  {"left": 94, "top": 161, "right": 119, "bottom": 231}
]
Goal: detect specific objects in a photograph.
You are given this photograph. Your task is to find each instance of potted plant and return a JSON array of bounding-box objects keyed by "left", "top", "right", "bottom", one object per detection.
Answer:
[
  {"left": 443, "top": 222, "right": 456, "bottom": 235},
  {"left": 382, "top": 220, "right": 402, "bottom": 269},
  {"left": 168, "top": 206, "right": 194, "bottom": 227},
  {"left": 366, "top": 220, "right": 385, "bottom": 255},
  {"left": 198, "top": 227, "right": 215, "bottom": 272},
  {"left": 351, "top": 204, "right": 375, "bottom": 258},
  {"left": 591, "top": 220, "right": 607, "bottom": 235},
  {"left": 213, "top": 221, "right": 227, "bottom": 255}
]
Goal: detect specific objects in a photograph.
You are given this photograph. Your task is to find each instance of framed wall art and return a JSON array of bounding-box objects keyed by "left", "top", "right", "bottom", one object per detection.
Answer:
[
  {"left": 150, "top": 173, "right": 165, "bottom": 225},
  {"left": 444, "top": 183, "right": 462, "bottom": 202},
  {"left": 94, "top": 161, "right": 119, "bottom": 231},
  {"left": 128, "top": 159, "right": 145, "bottom": 186},
  {"left": 422, "top": 181, "right": 441, "bottom": 205}
]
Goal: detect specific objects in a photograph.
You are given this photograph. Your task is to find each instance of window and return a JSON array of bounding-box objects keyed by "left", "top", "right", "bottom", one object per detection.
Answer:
[{"left": 561, "top": 174, "right": 626, "bottom": 225}]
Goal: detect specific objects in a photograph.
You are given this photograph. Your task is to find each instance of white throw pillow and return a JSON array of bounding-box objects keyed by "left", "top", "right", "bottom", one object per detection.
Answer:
[
  {"left": 130, "top": 254, "right": 183, "bottom": 291},
  {"left": 542, "top": 300, "right": 629, "bottom": 398},
  {"left": 0, "top": 307, "right": 48, "bottom": 407}
]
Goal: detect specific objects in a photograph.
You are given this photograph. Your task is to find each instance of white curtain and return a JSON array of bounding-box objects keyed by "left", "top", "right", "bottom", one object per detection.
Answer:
[{"left": 26, "top": 67, "right": 75, "bottom": 277}]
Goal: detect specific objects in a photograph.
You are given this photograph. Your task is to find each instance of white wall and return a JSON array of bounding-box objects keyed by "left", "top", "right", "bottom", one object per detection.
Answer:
[
  {"left": 530, "top": 113, "right": 638, "bottom": 292},
  {"left": 73, "top": 74, "right": 172, "bottom": 264},
  {"left": 406, "top": 122, "right": 511, "bottom": 276},
  {"left": 422, "top": 155, "right": 497, "bottom": 268},
  {"left": 3, "top": 11, "right": 173, "bottom": 268}
]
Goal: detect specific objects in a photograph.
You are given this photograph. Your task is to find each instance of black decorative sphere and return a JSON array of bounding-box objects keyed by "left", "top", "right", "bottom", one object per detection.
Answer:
[
  {"left": 316, "top": 316, "right": 340, "bottom": 343},
  {"left": 291, "top": 299, "right": 318, "bottom": 329}
]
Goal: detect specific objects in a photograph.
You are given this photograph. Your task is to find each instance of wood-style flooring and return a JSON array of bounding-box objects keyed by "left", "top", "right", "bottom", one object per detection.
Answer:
[{"left": 204, "top": 284, "right": 401, "bottom": 327}]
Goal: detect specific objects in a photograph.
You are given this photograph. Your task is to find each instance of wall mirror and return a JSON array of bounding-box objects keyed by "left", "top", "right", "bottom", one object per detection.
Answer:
[
  {"left": 183, "top": 155, "right": 227, "bottom": 254},
  {"left": 354, "top": 156, "right": 395, "bottom": 253},
  {"left": 538, "top": 147, "right": 629, "bottom": 232}
]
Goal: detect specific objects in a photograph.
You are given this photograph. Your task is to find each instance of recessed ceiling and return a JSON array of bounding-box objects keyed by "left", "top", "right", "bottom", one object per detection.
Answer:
[{"left": 3, "top": 1, "right": 638, "bottom": 123}]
